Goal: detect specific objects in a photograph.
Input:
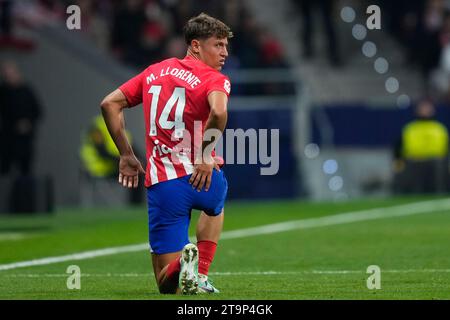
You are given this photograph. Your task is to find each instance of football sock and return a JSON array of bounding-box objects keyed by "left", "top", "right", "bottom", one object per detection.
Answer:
[
  {"left": 166, "top": 257, "right": 181, "bottom": 280},
  {"left": 197, "top": 240, "right": 217, "bottom": 276}
]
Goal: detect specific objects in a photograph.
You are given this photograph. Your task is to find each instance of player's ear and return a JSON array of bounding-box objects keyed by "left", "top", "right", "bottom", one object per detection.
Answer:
[{"left": 191, "top": 39, "right": 200, "bottom": 54}]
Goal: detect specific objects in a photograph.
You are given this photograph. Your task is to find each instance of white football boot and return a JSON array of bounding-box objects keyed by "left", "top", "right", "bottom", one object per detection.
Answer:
[
  {"left": 179, "top": 243, "right": 199, "bottom": 295},
  {"left": 198, "top": 274, "right": 220, "bottom": 294}
]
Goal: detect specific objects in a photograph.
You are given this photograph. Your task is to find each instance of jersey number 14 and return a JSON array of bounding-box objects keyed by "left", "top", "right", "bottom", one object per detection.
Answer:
[{"left": 148, "top": 85, "right": 186, "bottom": 139}]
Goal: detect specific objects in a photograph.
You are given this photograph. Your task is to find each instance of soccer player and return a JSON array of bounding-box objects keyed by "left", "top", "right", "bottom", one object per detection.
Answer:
[{"left": 100, "top": 13, "right": 232, "bottom": 294}]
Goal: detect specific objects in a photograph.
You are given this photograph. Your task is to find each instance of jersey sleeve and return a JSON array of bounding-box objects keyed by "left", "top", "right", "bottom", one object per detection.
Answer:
[
  {"left": 118, "top": 70, "right": 146, "bottom": 107},
  {"left": 206, "top": 74, "right": 231, "bottom": 97}
]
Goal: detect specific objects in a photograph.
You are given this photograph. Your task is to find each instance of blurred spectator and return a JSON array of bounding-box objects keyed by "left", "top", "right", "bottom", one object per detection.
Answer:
[
  {"left": 0, "top": 0, "right": 37, "bottom": 51},
  {"left": 375, "top": 0, "right": 450, "bottom": 101},
  {"left": 392, "top": 99, "right": 449, "bottom": 194},
  {"left": 80, "top": 114, "right": 122, "bottom": 180},
  {"left": 13, "top": 0, "right": 65, "bottom": 28},
  {"left": 257, "top": 28, "right": 295, "bottom": 95},
  {"left": 414, "top": 0, "right": 444, "bottom": 79},
  {"left": 384, "top": 0, "right": 443, "bottom": 79},
  {"left": 76, "top": 0, "right": 110, "bottom": 51},
  {"left": 381, "top": 0, "right": 423, "bottom": 65},
  {"left": 430, "top": 10, "right": 450, "bottom": 101},
  {"left": 165, "top": 0, "right": 193, "bottom": 33},
  {"left": 140, "top": 1, "right": 171, "bottom": 65},
  {"left": 258, "top": 28, "right": 289, "bottom": 68},
  {"left": 292, "top": 0, "right": 341, "bottom": 67},
  {"left": 164, "top": 35, "right": 186, "bottom": 59},
  {"left": 0, "top": 0, "right": 12, "bottom": 37},
  {"left": 0, "top": 61, "right": 42, "bottom": 176},
  {"left": 231, "top": 13, "right": 261, "bottom": 69},
  {"left": 110, "top": 0, "right": 148, "bottom": 67},
  {"left": 80, "top": 114, "right": 143, "bottom": 204},
  {"left": 10, "top": 0, "right": 293, "bottom": 95},
  {"left": 223, "top": 0, "right": 241, "bottom": 31},
  {"left": 110, "top": 0, "right": 290, "bottom": 70}
]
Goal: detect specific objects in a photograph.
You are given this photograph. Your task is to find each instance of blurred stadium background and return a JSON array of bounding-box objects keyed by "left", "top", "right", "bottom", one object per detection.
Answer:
[
  {"left": 1, "top": 0, "right": 450, "bottom": 299},
  {"left": 1, "top": 0, "right": 450, "bottom": 208},
  {"left": 2, "top": 0, "right": 450, "bottom": 209}
]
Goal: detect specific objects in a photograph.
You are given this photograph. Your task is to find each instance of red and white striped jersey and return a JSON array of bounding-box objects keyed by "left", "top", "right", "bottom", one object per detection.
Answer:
[{"left": 119, "top": 56, "right": 231, "bottom": 187}]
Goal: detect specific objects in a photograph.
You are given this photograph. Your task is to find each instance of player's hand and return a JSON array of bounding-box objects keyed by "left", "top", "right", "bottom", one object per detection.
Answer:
[
  {"left": 213, "top": 156, "right": 224, "bottom": 169},
  {"left": 189, "top": 155, "right": 220, "bottom": 192},
  {"left": 118, "top": 154, "right": 145, "bottom": 188}
]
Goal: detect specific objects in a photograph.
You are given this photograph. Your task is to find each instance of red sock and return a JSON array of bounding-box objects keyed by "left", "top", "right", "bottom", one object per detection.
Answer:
[
  {"left": 197, "top": 240, "right": 217, "bottom": 276},
  {"left": 165, "top": 257, "right": 181, "bottom": 280}
]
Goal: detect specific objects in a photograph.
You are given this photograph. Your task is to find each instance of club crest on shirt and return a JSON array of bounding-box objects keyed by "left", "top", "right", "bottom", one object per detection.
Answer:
[{"left": 224, "top": 79, "right": 231, "bottom": 94}]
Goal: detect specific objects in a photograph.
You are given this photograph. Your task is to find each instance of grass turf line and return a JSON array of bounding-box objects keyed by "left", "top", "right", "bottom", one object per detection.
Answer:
[{"left": 0, "top": 197, "right": 449, "bottom": 299}]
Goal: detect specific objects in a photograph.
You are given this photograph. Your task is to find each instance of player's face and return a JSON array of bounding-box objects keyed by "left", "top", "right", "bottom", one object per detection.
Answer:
[{"left": 198, "top": 37, "right": 229, "bottom": 71}]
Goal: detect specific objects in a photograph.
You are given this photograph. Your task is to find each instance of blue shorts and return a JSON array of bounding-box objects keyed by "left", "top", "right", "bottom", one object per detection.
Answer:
[{"left": 147, "top": 169, "right": 228, "bottom": 254}]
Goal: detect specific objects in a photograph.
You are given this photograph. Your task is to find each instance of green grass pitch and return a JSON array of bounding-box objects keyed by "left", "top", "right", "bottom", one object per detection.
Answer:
[{"left": 0, "top": 196, "right": 449, "bottom": 300}]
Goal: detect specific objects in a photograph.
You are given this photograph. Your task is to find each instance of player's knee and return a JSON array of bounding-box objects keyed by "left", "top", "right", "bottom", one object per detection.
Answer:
[
  {"left": 214, "top": 209, "right": 224, "bottom": 217},
  {"left": 203, "top": 207, "right": 224, "bottom": 217}
]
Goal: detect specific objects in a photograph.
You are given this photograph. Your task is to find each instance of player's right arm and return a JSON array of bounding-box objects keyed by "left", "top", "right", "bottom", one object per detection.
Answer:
[{"left": 100, "top": 89, "right": 144, "bottom": 188}]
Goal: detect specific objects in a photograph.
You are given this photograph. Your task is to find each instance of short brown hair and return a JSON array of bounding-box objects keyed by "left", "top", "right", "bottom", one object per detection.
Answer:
[{"left": 183, "top": 13, "right": 233, "bottom": 45}]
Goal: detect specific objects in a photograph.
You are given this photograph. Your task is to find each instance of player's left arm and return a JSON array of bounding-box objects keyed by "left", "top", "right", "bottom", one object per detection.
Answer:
[
  {"left": 189, "top": 90, "right": 228, "bottom": 192},
  {"left": 100, "top": 89, "right": 145, "bottom": 188}
]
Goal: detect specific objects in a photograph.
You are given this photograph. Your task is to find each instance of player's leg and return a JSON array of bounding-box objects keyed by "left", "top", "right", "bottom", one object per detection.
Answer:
[
  {"left": 154, "top": 242, "right": 200, "bottom": 295},
  {"left": 147, "top": 178, "right": 198, "bottom": 294},
  {"left": 193, "top": 169, "right": 228, "bottom": 293},
  {"left": 197, "top": 209, "right": 223, "bottom": 243},
  {"left": 151, "top": 252, "right": 181, "bottom": 294},
  {"left": 196, "top": 210, "right": 223, "bottom": 293},
  {"left": 197, "top": 209, "right": 223, "bottom": 274}
]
